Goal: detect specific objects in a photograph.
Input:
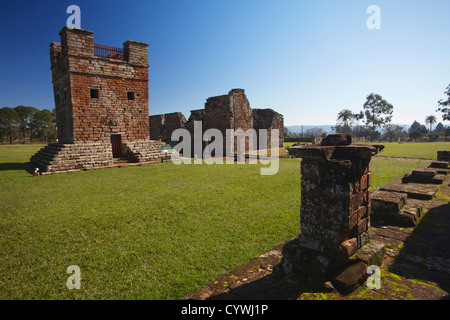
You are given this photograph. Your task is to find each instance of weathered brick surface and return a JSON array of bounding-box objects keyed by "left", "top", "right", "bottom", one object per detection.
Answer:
[
  {"left": 371, "top": 152, "right": 448, "bottom": 227},
  {"left": 51, "top": 27, "right": 149, "bottom": 144},
  {"left": 205, "top": 89, "right": 253, "bottom": 152},
  {"left": 150, "top": 89, "right": 284, "bottom": 153},
  {"left": 282, "top": 134, "right": 385, "bottom": 277},
  {"left": 29, "top": 27, "right": 166, "bottom": 174},
  {"left": 149, "top": 112, "right": 186, "bottom": 142},
  {"left": 437, "top": 150, "right": 450, "bottom": 162},
  {"left": 252, "top": 108, "right": 284, "bottom": 148},
  {"left": 30, "top": 143, "right": 114, "bottom": 172}
]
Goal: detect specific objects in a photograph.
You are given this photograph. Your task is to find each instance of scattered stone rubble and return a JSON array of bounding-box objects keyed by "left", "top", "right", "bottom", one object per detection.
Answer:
[{"left": 372, "top": 159, "right": 449, "bottom": 227}]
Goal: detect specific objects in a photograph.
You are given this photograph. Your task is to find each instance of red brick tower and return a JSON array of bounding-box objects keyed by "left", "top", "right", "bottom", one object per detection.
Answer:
[{"left": 30, "top": 27, "right": 165, "bottom": 173}]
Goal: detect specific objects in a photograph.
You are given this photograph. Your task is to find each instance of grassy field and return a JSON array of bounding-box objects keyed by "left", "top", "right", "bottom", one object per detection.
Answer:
[
  {"left": 372, "top": 142, "right": 450, "bottom": 160},
  {"left": 0, "top": 143, "right": 431, "bottom": 299}
]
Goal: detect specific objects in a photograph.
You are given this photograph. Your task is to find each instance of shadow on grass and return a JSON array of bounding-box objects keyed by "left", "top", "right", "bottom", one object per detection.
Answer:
[
  {"left": 0, "top": 163, "right": 26, "bottom": 171},
  {"left": 387, "top": 202, "right": 450, "bottom": 297}
]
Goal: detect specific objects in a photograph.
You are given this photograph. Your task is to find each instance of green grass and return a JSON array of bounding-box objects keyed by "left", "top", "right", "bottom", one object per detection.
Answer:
[
  {"left": 0, "top": 144, "right": 46, "bottom": 164},
  {"left": 373, "top": 142, "right": 450, "bottom": 160},
  {"left": 0, "top": 144, "right": 429, "bottom": 299},
  {"left": 370, "top": 160, "right": 428, "bottom": 190}
]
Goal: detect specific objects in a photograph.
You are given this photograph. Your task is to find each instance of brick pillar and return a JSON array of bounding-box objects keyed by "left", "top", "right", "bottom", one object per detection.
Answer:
[
  {"left": 124, "top": 40, "right": 149, "bottom": 66},
  {"left": 281, "top": 134, "right": 386, "bottom": 291}
]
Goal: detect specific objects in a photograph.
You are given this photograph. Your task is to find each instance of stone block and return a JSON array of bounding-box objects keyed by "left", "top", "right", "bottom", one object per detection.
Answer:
[{"left": 332, "top": 262, "right": 368, "bottom": 294}]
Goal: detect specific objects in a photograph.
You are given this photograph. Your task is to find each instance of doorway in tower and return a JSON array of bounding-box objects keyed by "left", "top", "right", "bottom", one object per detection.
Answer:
[{"left": 110, "top": 134, "right": 122, "bottom": 158}]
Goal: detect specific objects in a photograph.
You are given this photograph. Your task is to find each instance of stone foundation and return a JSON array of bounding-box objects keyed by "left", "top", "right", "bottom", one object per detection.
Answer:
[
  {"left": 122, "top": 140, "right": 167, "bottom": 163},
  {"left": 437, "top": 150, "right": 450, "bottom": 162},
  {"left": 29, "top": 140, "right": 167, "bottom": 174},
  {"left": 371, "top": 158, "right": 449, "bottom": 227}
]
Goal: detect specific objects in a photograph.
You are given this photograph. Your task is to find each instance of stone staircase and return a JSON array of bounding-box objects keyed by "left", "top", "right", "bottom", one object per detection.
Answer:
[
  {"left": 28, "top": 139, "right": 170, "bottom": 174},
  {"left": 122, "top": 140, "right": 169, "bottom": 163},
  {"left": 29, "top": 143, "right": 114, "bottom": 173},
  {"left": 371, "top": 160, "right": 449, "bottom": 227}
]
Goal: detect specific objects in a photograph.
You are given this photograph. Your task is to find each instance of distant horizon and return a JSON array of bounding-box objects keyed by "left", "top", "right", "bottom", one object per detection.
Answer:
[{"left": 285, "top": 123, "right": 419, "bottom": 134}]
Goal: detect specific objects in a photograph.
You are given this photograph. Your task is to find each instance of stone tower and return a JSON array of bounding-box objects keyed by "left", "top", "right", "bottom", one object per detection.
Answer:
[{"left": 30, "top": 27, "right": 165, "bottom": 174}]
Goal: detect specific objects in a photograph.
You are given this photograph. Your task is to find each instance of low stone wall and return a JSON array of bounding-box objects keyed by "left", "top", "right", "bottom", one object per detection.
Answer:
[
  {"left": 437, "top": 150, "right": 450, "bottom": 162},
  {"left": 371, "top": 160, "right": 449, "bottom": 226}
]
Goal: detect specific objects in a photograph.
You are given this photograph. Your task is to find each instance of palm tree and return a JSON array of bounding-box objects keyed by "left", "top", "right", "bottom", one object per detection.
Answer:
[
  {"left": 337, "top": 109, "right": 355, "bottom": 127},
  {"left": 425, "top": 115, "right": 437, "bottom": 133}
]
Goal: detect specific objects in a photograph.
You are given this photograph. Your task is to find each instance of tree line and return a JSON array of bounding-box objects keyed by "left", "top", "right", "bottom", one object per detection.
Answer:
[
  {"left": 284, "top": 83, "right": 450, "bottom": 143},
  {"left": 0, "top": 106, "right": 56, "bottom": 144}
]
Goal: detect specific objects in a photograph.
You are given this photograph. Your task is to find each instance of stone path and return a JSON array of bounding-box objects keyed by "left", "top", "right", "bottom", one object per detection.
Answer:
[{"left": 187, "top": 162, "right": 450, "bottom": 300}]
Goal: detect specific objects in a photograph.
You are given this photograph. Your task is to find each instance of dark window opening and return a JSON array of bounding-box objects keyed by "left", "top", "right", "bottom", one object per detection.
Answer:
[
  {"left": 90, "top": 88, "right": 99, "bottom": 99},
  {"left": 127, "top": 91, "right": 135, "bottom": 101}
]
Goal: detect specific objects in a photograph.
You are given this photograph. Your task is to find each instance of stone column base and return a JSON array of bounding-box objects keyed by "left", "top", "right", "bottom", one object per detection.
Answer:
[{"left": 276, "top": 235, "right": 386, "bottom": 294}]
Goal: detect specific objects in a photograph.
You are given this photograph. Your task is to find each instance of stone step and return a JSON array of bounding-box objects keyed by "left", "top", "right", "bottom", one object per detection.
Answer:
[
  {"left": 371, "top": 190, "right": 408, "bottom": 217},
  {"left": 429, "top": 161, "right": 449, "bottom": 169},
  {"left": 379, "top": 176, "right": 438, "bottom": 200}
]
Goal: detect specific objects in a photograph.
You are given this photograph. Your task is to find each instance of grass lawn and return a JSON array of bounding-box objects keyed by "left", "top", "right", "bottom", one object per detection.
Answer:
[
  {"left": 372, "top": 142, "right": 450, "bottom": 160},
  {"left": 0, "top": 144, "right": 429, "bottom": 299}
]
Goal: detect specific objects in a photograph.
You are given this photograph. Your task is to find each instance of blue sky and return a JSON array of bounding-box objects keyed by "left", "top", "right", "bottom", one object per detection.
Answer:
[{"left": 0, "top": 0, "right": 449, "bottom": 126}]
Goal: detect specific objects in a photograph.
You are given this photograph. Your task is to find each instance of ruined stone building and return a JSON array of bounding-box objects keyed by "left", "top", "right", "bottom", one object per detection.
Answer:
[
  {"left": 30, "top": 27, "right": 165, "bottom": 173},
  {"left": 149, "top": 89, "right": 284, "bottom": 153},
  {"left": 149, "top": 112, "right": 187, "bottom": 142}
]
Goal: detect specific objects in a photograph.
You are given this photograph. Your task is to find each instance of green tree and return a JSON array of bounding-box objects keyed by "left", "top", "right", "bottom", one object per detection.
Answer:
[
  {"left": 32, "top": 109, "right": 56, "bottom": 143},
  {"left": 434, "top": 122, "right": 445, "bottom": 133},
  {"left": 383, "top": 124, "right": 406, "bottom": 142},
  {"left": 436, "top": 83, "right": 450, "bottom": 121},
  {"left": 335, "top": 109, "right": 357, "bottom": 134},
  {"left": 408, "top": 120, "right": 427, "bottom": 142},
  {"left": 362, "top": 93, "right": 393, "bottom": 142},
  {"left": 0, "top": 107, "right": 20, "bottom": 143},
  {"left": 283, "top": 126, "right": 290, "bottom": 138},
  {"left": 14, "top": 105, "right": 39, "bottom": 140},
  {"left": 425, "top": 115, "right": 437, "bottom": 133}
]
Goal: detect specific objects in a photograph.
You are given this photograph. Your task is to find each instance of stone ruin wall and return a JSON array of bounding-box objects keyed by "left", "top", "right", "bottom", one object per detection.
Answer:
[
  {"left": 149, "top": 89, "right": 284, "bottom": 152},
  {"left": 204, "top": 89, "right": 253, "bottom": 152},
  {"left": 252, "top": 108, "right": 284, "bottom": 148},
  {"left": 149, "top": 112, "right": 186, "bottom": 142}
]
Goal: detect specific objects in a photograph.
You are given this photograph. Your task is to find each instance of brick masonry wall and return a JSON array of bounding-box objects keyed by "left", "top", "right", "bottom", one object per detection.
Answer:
[
  {"left": 205, "top": 89, "right": 253, "bottom": 152},
  {"left": 149, "top": 112, "right": 186, "bottom": 141},
  {"left": 51, "top": 27, "right": 149, "bottom": 144},
  {"left": 149, "top": 89, "right": 284, "bottom": 153},
  {"left": 149, "top": 114, "right": 164, "bottom": 139},
  {"left": 284, "top": 138, "right": 384, "bottom": 274},
  {"left": 252, "top": 108, "right": 284, "bottom": 148},
  {"left": 300, "top": 157, "right": 372, "bottom": 254}
]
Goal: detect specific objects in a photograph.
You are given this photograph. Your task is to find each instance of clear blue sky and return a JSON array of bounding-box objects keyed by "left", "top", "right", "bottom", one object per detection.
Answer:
[{"left": 0, "top": 0, "right": 449, "bottom": 126}]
